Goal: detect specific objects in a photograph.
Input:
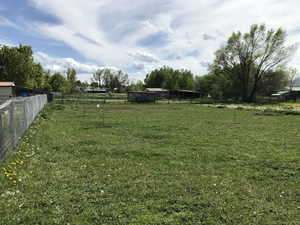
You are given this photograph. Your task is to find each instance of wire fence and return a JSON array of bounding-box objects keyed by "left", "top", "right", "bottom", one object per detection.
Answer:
[{"left": 0, "top": 95, "right": 48, "bottom": 160}]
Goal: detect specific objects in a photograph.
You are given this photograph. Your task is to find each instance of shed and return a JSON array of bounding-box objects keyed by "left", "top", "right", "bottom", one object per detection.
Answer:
[
  {"left": 169, "top": 90, "right": 200, "bottom": 99},
  {"left": 128, "top": 91, "right": 157, "bottom": 103},
  {"left": 145, "top": 88, "right": 168, "bottom": 92},
  {"left": 272, "top": 87, "right": 300, "bottom": 101},
  {"left": 144, "top": 88, "right": 169, "bottom": 99},
  {"left": 0, "top": 82, "right": 16, "bottom": 98},
  {"left": 85, "top": 87, "right": 108, "bottom": 93}
]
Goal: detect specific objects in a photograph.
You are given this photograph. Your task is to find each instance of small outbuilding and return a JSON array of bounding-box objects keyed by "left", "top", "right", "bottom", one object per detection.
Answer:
[
  {"left": 272, "top": 87, "right": 300, "bottom": 101},
  {"left": 85, "top": 87, "right": 108, "bottom": 93},
  {"left": 144, "top": 88, "right": 169, "bottom": 99},
  {"left": 169, "top": 90, "right": 200, "bottom": 99},
  {"left": 128, "top": 91, "right": 157, "bottom": 103},
  {"left": 0, "top": 82, "right": 16, "bottom": 98}
]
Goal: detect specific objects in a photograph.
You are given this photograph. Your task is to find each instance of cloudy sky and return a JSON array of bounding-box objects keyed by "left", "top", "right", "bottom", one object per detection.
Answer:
[{"left": 0, "top": 0, "right": 300, "bottom": 82}]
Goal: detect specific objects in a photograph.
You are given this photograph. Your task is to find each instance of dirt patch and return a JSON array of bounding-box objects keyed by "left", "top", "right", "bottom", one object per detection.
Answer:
[
  {"left": 254, "top": 112, "right": 277, "bottom": 116},
  {"left": 82, "top": 105, "right": 179, "bottom": 111}
]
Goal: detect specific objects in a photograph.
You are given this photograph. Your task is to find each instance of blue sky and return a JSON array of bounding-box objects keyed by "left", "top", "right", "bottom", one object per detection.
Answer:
[{"left": 0, "top": 0, "right": 300, "bottom": 82}]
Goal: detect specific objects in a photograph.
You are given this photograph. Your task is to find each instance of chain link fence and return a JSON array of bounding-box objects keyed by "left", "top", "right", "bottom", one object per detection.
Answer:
[{"left": 0, "top": 95, "right": 48, "bottom": 160}]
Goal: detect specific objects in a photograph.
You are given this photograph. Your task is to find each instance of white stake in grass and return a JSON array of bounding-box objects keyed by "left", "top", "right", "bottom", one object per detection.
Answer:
[{"left": 97, "top": 104, "right": 104, "bottom": 127}]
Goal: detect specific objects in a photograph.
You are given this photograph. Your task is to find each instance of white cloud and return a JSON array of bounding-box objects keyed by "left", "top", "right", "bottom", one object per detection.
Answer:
[
  {"left": 33, "top": 51, "right": 125, "bottom": 82},
  {"left": 34, "top": 51, "right": 100, "bottom": 73},
  {"left": 76, "top": 73, "right": 94, "bottom": 83},
  {"left": 128, "top": 51, "right": 159, "bottom": 63},
  {"left": 0, "top": 39, "right": 14, "bottom": 46},
  {"left": 0, "top": 16, "right": 17, "bottom": 28},
  {"left": 27, "top": 0, "right": 300, "bottom": 77}
]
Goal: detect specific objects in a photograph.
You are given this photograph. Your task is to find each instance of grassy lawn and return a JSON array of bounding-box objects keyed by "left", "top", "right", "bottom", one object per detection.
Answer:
[{"left": 0, "top": 102, "right": 299, "bottom": 225}]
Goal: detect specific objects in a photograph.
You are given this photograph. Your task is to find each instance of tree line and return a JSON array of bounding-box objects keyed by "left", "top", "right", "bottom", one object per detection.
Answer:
[
  {"left": 0, "top": 45, "right": 131, "bottom": 93},
  {"left": 0, "top": 44, "right": 81, "bottom": 93},
  {"left": 90, "top": 68, "right": 129, "bottom": 92},
  {"left": 0, "top": 24, "right": 298, "bottom": 101},
  {"left": 142, "top": 24, "right": 298, "bottom": 102}
]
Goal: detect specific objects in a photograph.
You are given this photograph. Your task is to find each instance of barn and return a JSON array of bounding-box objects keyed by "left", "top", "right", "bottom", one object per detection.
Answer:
[
  {"left": 127, "top": 91, "right": 157, "bottom": 103},
  {"left": 144, "top": 88, "right": 169, "bottom": 99},
  {"left": 169, "top": 90, "right": 200, "bottom": 99},
  {"left": 272, "top": 87, "right": 300, "bottom": 101}
]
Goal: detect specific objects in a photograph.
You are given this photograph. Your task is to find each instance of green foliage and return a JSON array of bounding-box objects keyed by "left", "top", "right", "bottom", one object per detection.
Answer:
[
  {"left": 0, "top": 45, "right": 81, "bottom": 93},
  {"left": 25, "top": 63, "right": 45, "bottom": 90},
  {"left": 42, "top": 70, "right": 52, "bottom": 92},
  {"left": 66, "top": 68, "right": 77, "bottom": 93},
  {"left": 258, "top": 68, "right": 289, "bottom": 96},
  {"left": 92, "top": 68, "right": 129, "bottom": 92},
  {"left": 0, "top": 103, "right": 299, "bottom": 224},
  {"left": 287, "top": 67, "right": 298, "bottom": 91},
  {"left": 48, "top": 73, "right": 67, "bottom": 92},
  {"left": 90, "top": 81, "right": 99, "bottom": 88},
  {"left": 0, "top": 44, "right": 45, "bottom": 88},
  {"left": 144, "top": 66, "right": 195, "bottom": 90},
  {"left": 195, "top": 73, "right": 236, "bottom": 99},
  {"left": 210, "top": 24, "right": 295, "bottom": 102},
  {"left": 92, "top": 68, "right": 106, "bottom": 87},
  {"left": 197, "top": 69, "right": 288, "bottom": 101},
  {"left": 128, "top": 80, "right": 145, "bottom": 91},
  {"left": 104, "top": 70, "right": 129, "bottom": 92}
]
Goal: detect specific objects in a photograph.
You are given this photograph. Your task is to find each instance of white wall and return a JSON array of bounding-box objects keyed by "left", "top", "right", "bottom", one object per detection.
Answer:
[{"left": 0, "top": 87, "right": 13, "bottom": 97}]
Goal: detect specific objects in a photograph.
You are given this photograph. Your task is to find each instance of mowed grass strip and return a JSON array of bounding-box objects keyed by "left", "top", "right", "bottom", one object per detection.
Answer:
[{"left": 0, "top": 102, "right": 299, "bottom": 225}]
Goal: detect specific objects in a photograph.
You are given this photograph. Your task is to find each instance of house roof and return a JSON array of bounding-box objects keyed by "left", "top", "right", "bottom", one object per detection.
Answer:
[{"left": 0, "top": 82, "right": 15, "bottom": 87}]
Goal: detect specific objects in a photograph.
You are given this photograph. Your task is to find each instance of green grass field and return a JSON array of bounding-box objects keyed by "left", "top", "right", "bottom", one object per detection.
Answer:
[{"left": 0, "top": 102, "right": 299, "bottom": 225}]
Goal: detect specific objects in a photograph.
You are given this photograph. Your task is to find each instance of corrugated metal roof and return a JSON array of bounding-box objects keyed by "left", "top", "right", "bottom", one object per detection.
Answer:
[
  {"left": 0, "top": 82, "right": 15, "bottom": 87},
  {"left": 291, "top": 87, "right": 300, "bottom": 91},
  {"left": 272, "top": 91, "right": 288, "bottom": 96},
  {"left": 145, "top": 88, "right": 168, "bottom": 92}
]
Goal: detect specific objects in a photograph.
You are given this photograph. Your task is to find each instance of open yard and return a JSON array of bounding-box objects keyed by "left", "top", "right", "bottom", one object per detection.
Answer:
[{"left": 0, "top": 102, "right": 299, "bottom": 225}]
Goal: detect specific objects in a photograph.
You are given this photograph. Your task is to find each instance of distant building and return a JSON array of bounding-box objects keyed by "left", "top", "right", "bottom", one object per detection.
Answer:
[
  {"left": 144, "top": 88, "right": 168, "bottom": 92},
  {"left": 0, "top": 82, "right": 16, "bottom": 98},
  {"left": 144, "top": 88, "right": 169, "bottom": 99},
  {"left": 128, "top": 91, "right": 157, "bottom": 103},
  {"left": 85, "top": 87, "right": 108, "bottom": 93},
  {"left": 169, "top": 90, "right": 201, "bottom": 99},
  {"left": 272, "top": 87, "right": 300, "bottom": 101},
  {"left": 51, "top": 92, "right": 63, "bottom": 98}
]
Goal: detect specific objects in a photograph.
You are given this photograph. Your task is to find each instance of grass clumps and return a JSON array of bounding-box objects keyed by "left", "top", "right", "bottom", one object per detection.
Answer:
[{"left": 0, "top": 102, "right": 300, "bottom": 224}]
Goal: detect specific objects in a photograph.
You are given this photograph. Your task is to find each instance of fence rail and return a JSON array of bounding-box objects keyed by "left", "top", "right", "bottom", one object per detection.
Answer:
[{"left": 0, "top": 95, "right": 48, "bottom": 160}]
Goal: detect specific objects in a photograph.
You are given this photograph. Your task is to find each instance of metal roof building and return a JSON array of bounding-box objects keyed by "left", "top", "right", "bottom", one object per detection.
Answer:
[{"left": 0, "top": 82, "right": 16, "bottom": 98}]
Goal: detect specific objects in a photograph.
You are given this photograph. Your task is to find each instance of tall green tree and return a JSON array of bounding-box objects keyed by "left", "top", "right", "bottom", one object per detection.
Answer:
[
  {"left": 287, "top": 67, "right": 298, "bottom": 92},
  {"left": 195, "top": 74, "right": 233, "bottom": 99},
  {"left": 128, "top": 80, "right": 144, "bottom": 91},
  {"left": 210, "top": 24, "right": 295, "bottom": 102},
  {"left": 0, "top": 44, "right": 38, "bottom": 87},
  {"left": 177, "top": 69, "right": 194, "bottom": 90},
  {"left": 49, "top": 73, "right": 66, "bottom": 92},
  {"left": 92, "top": 68, "right": 110, "bottom": 87},
  {"left": 25, "top": 63, "right": 44, "bottom": 89},
  {"left": 102, "top": 69, "right": 129, "bottom": 91},
  {"left": 66, "top": 68, "right": 77, "bottom": 93},
  {"left": 258, "top": 68, "right": 288, "bottom": 96},
  {"left": 144, "top": 66, "right": 195, "bottom": 90},
  {"left": 43, "top": 70, "right": 52, "bottom": 92}
]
